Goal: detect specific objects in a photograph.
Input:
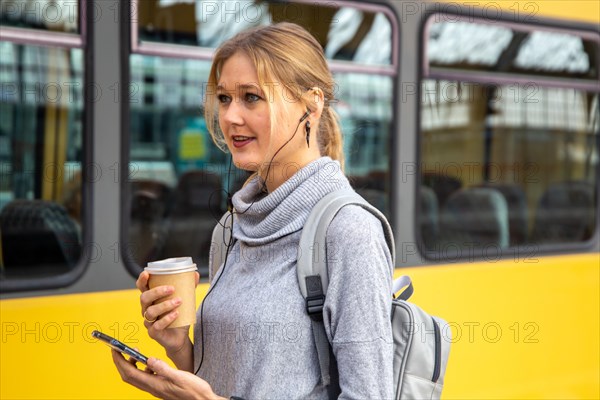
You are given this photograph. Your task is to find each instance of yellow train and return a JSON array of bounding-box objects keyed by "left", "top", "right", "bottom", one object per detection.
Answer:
[{"left": 1, "top": 0, "right": 598, "bottom": 398}]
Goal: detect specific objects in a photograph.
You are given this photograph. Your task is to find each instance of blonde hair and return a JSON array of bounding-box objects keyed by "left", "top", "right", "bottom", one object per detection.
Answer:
[{"left": 204, "top": 22, "right": 344, "bottom": 170}]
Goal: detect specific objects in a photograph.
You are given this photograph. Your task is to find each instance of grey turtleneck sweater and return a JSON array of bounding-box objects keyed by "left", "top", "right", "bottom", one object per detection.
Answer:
[{"left": 194, "top": 157, "right": 394, "bottom": 399}]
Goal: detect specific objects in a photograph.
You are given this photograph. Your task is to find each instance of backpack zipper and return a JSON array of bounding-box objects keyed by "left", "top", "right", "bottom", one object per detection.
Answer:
[{"left": 431, "top": 317, "right": 441, "bottom": 382}]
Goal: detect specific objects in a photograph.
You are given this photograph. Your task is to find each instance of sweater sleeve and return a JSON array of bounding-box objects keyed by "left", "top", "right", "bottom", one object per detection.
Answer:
[{"left": 323, "top": 205, "right": 394, "bottom": 399}]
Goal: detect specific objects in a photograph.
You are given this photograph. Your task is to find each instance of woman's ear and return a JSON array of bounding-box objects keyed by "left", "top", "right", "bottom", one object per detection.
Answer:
[{"left": 304, "top": 87, "right": 325, "bottom": 118}]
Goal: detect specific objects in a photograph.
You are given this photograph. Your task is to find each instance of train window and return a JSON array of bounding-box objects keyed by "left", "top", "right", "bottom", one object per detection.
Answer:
[
  {"left": 126, "top": 1, "right": 396, "bottom": 276},
  {"left": 427, "top": 21, "right": 598, "bottom": 81},
  {"left": 0, "top": 42, "right": 85, "bottom": 282},
  {"left": 0, "top": 0, "right": 79, "bottom": 33},
  {"left": 419, "top": 16, "right": 599, "bottom": 260},
  {"left": 135, "top": 0, "right": 393, "bottom": 66}
]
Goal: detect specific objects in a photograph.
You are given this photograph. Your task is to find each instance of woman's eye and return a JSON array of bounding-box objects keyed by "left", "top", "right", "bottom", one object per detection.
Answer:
[
  {"left": 217, "top": 94, "right": 231, "bottom": 104},
  {"left": 245, "top": 93, "right": 261, "bottom": 103}
]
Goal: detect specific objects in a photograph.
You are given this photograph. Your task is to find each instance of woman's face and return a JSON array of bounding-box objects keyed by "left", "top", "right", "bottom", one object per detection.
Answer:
[{"left": 216, "top": 52, "right": 310, "bottom": 174}]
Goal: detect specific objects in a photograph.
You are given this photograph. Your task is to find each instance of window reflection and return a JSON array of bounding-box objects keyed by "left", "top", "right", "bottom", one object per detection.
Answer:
[
  {"left": 0, "top": 42, "right": 84, "bottom": 277},
  {"left": 137, "top": 0, "right": 392, "bottom": 66},
  {"left": 420, "top": 80, "right": 598, "bottom": 252},
  {"left": 514, "top": 31, "right": 590, "bottom": 74},
  {"left": 128, "top": 1, "right": 396, "bottom": 274},
  {"left": 427, "top": 19, "right": 598, "bottom": 80},
  {"left": 421, "top": 19, "right": 599, "bottom": 257},
  {"left": 0, "top": 0, "right": 79, "bottom": 33},
  {"left": 428, "top": 21, "right": 513, "bottom": 67},
  {"left": 127, "top": 55, "right": 394, "bottom": 273}
]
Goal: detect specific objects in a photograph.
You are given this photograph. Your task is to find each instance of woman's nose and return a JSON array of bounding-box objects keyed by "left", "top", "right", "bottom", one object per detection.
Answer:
[{"left": 222, "top": 100, "right": 244, "bottom": 125}]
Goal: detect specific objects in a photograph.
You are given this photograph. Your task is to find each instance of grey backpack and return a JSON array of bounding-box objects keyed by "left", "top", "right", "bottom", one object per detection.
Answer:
[{"left": 210, "top": 189, "right": 451, "bottom": 399}]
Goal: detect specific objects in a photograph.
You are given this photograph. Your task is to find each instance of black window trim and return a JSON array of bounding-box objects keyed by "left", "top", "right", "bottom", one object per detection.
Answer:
[
  {"left": 415, "top": 8, "right": 600, "bottom": 263},
  {"left": 0, "top": 0, "right": 94, "bottom": 293}
]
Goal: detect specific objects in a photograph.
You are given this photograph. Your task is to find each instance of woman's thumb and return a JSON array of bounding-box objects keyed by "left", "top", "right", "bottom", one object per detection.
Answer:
[{"left": 147, "top": 358, "right": 174, "bottom": 378}]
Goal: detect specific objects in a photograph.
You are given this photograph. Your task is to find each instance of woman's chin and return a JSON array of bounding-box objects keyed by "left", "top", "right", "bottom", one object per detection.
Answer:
[{"left": 232, "top": 157, "right": 260, "bottom": 172}]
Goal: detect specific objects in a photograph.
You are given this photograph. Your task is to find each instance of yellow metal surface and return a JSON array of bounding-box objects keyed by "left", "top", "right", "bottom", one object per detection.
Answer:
[
  {"left": 398, "top": 252, "right": 600, "bottom": 399},
  {"left": 438, "top": 0, "right": 600, "bottom": 24},
  {"left": 1, "top": 253, "right": 598, "bottom": 399},
  {"left": 0, "top": 285, "right": 209, "bottom": 400}
]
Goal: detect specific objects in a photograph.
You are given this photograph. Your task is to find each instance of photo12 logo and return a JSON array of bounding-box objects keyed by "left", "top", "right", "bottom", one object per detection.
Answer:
[
  {"left": 1, "top": 321, "right": 141, "bottom": 344},
  {"left": 410, "top": 320, "right": 541, "bottom": 344}
]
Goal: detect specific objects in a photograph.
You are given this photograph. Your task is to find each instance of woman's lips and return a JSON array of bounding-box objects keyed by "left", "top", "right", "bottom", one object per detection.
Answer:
[{"left": 232, "top": 136, "right": 255, "bottom": 148}]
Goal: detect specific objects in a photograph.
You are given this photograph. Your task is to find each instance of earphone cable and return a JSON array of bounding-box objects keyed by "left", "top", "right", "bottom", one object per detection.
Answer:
[
  {"left": 195, "top": 210, "right": 234, "bottom": 376},
  {"left": 233, "top": 115, "right": 305, "bottom": 217},
  {"left": 196, "top": 113, "right": 307, "bottom": 375}
]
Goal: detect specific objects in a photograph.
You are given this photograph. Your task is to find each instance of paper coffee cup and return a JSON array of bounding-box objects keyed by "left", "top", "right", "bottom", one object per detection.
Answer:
[{"left": 145, "top": 257, "right": 197, "bottom": 328}]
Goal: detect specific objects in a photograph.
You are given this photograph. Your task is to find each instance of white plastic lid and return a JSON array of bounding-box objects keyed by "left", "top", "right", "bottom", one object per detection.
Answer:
[{"left": 145, "top": 257, "right": 197, "bottom": 274}]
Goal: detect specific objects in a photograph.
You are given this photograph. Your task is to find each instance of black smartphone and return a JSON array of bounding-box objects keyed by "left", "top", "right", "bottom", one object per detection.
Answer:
[{"left": 92, "top": 330, "right": 148, "bottom": 364}]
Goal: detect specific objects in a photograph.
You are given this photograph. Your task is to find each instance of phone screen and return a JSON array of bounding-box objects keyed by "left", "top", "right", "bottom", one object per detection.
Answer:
[{"left": 92, "top": 330, "right": 148, "bottom": 364}]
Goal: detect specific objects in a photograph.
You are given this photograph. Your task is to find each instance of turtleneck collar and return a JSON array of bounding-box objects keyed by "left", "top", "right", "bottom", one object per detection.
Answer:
[{"left": 231, "top": 157, "right": 351, "bottom": 245}]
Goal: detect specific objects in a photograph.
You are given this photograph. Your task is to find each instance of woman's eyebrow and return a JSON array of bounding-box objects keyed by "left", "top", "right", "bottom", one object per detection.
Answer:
[
  {"left": 217, "top": 83, "right": 262, "bottom": 91},
  {"left": 237, "top": 83, "right": 261, "bottom": 91}
]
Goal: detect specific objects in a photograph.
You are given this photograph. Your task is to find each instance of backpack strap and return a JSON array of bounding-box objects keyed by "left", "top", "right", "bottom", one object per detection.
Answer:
[
  {"left": 393, "top": 275, "right": 414, "bottom": 301},
  {"left": 297, "top": 188, "right": 395, "bottom": 388},
  {"left": 209, "top": 211, "right": 234, "bottom": 283}
]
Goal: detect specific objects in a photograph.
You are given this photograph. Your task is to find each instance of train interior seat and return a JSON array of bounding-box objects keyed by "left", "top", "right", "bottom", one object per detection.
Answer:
[
  {"left": 440, "top": 187, "right": 510, "bottom": 249},
  {"left": 421, "top": 172, "right": 462, "bottom": 207},
  {"left": 531, "top": 181, "right": 597, "bottom": 244},
  {"left": 227, "top": 170, "right": 252, "bottom": 198},
  {"left": 477, "top": 183, "right": 529, "bottom": 246},
  {"left": 349, "top": 171, "right": 387, "bottom": 213},
  {"left": 128, "top": 180, "right": 172, "bottom": 265},
  {"left": 419, "top": 186, "right": 440, "bottom": 251},
  {"left": 0, "top": 200, "right": 81, "bottom": 277},
  {"left": 169, "top": 170, "right": 224, "bottom": 217},
  {"left": 130, "top": 180, "right": 172, "bottom": 221},
  {"left": 160, "top": 170, "right": 224, "bottom": 275}
]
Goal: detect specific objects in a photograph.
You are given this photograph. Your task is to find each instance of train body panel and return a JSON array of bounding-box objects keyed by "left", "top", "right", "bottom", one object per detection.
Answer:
[{"left": 1, "top": 254, "right": 598, "bottom": 398}]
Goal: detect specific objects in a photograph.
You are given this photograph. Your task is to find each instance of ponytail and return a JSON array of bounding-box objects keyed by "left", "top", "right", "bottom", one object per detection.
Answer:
[{"left": 319, "top": 106, "right": 345, "bottom": 172}]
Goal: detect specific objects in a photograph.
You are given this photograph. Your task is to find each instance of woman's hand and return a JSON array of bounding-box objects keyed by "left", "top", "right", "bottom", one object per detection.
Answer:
[
  {"left": 112, "top": 350, "right": 226, "bottom": 400},
  {"left": 137, "top": 271, "right": 199, "bottom": 363}
]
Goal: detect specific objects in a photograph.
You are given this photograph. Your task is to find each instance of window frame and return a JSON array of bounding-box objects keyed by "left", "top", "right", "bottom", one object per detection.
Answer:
[
  {"left": 0, "top": 0, "right": 85, "bottom": 44},
  {"left": 0, "top": 0, "right": 93, "bottom": 293},
  {"left": 423, "top": 14, "right": 600, "bottom": 92},
  {"left": 129, "top": 0, "right": 399, "bottom": 76},
  {"left": 121, "top": 0, "right": 401, "bottom": 276},
  {"left": 415, "top": 10, "right": 600, "bottom": 262}
]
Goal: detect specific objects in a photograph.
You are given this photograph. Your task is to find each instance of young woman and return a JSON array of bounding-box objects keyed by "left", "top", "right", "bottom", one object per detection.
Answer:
[{"left": 112, "top": 22, "right": 394, "bottom": 399}]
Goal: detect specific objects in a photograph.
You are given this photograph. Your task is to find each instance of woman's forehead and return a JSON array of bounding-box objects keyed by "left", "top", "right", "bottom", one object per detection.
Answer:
[
  {"left": 217, "top": 52, "right": 258, "bottom": 86},
  {"left": 216, "top": 52, "right": 290, "bottom": 94}
]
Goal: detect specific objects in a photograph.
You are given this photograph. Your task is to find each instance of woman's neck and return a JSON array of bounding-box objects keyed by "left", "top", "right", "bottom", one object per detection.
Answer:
[{"left": 259, "top": 153, "right": 321, "bottom": 193}]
